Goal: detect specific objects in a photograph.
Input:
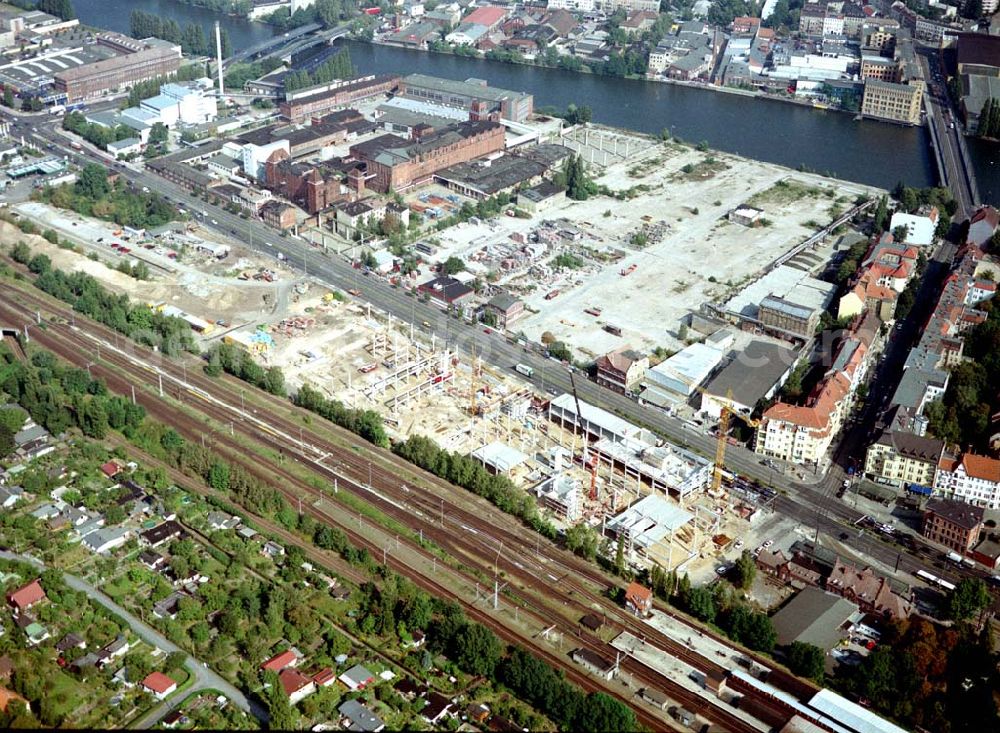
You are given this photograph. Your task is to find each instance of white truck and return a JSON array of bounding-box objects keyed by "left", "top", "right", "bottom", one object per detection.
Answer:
[{"left": 515, "top": 363, "right": 533, "bottom": 378}]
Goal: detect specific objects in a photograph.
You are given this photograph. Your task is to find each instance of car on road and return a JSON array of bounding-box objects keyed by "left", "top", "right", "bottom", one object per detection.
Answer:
[
  {"left": 716, "top": 564, "right": 732, "bottom": 576},
  {"left": 762, "top": 539, "right": 774, "bottom": 549},
  {"left": 839, "top": 532, "right": 850, "bottom": 541}
]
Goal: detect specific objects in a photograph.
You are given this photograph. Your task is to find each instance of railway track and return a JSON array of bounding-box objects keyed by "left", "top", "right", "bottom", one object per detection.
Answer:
[
  {"left": 0, "top": 297, "right": 702, "bottom": 732},
  {"left": 0, "top": 282, "right": 806, "bottom": 731}
]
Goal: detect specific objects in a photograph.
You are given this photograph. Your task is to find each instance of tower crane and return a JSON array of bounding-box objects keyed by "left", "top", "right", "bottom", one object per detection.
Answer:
[
  {"left": 568, "top": 368, "right": 599, "bottom": 501},
  {"left": 705, "top": 387, "right": 761, "bottom": 494}
]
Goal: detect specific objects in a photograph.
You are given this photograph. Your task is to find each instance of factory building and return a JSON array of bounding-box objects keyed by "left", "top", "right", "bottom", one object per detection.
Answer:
[
  {"left": 53, "top": 39, "right": 181, "bottom": 103},
  {"left": 400, "top": 73, "right": 533, "bottom": 123},
  {"left": 348, "top": 120, "right": 505, "bottom": 193}
]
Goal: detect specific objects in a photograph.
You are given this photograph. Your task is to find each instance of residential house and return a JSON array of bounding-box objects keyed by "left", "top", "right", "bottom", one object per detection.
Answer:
[
  {"left": 483, "top": 292, "right": 525, "bottom": 330},
  {"left": 261, "top": 649, "right": 299, "bottom": 673},
  {"left": 259, "top": 200, "right": 299, "bottom": 231},
  {"left": 0, "top": 485, "right": 24, "bottom": 509},
  {"left": 825, "top": 558, "right": 912, "bottom": 620},
  {"left": 6, "top": 579, "right": 45, "bottom": 613},
  {"left": 262, "top": 540, "right": 285, "bottom": 558},
  {"left": 922, "top": 497, "right": 984, "bottom": 554},
  {"left": 100, "top": 461, "right": 122, "bottom": 479},
  {"left": 140, "top": 520, "right": 185, "bottom": 548},
  {"left": 96, "top": 636, "right": 131, "bottom": 667},
  {"left": 141, "top": 671, "right": 177, "bottom": 700},
  {"left": 23, "top": 622, "right": 49, "bottom": 646},
  {"left": 621, "top": 10, "right": 658, "bottom": 34},
  {"left": 837, "top": 268, "right": 899, "bottom": 321},
  {"left": 966, "top": 205, "right": 999, "bottom": 250},
  {"left": 55, "top": 633, "right": 86, "bottom": 653},
  {"left": 595, "top": 347, "right": 649, "bottom": 395},
  {"left": 339, "top": 664, "right": 375, "bottom": 691},
  {"left": 756, "top": 312, "right": 878, "bottom": 465},
  {"left": 934, "top": 452, "right": 1000, "bottom": 509},
  {"left": 207, "top": 511, "right": 240, "bottom": 531},
  {"left": 421, "top": 691, "right": 454, "bottom": 725},
  {"left": 624, "top": 581, "right": 653, "bottom": 617},
  {"left": 279, "top": 668, "right": 315, "bottom": 704},
  {"left": 333, "top": 199, "right": 387, "bottom": 239},
  {"left": 339, "top": 699, "right": 385, "bottom": 732},
  {"left": 312, "top": 667, "right": 336, "bottom": 688},
  {"left": 81, "top": 527, "right": 131, "bottom": 554},
  {"left": 864, "top": 431, "right": 944, "bottom": 488},
  {"left": 139, "top": 550, "right": 165, "bottom": 570}
]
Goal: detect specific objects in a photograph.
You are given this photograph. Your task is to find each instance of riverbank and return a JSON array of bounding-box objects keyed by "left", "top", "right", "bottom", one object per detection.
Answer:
[{"left": 372, "top": 38, "right": 864, "bottom": 118}]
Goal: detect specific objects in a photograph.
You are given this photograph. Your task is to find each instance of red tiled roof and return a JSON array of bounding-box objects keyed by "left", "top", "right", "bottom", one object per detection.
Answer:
[
  {"left": 142, "top": 671, "right": 176, "bottom": 695},
  {"left": 625, "top": 581, "right": 652, "bottom": 603},
  {"left": 6, "top": 579, "right": 45, "bottom": 611},
  {"left": 279, "top": 668, "right": 312, "bottom": 697},
  {"left": 260, "top": 650, "right": 296, "bottom": 672},
  {"left": 463, "top": 5, "right": 507, "bottom": 27},
  {"left": 312, "top": 667, "right": 336, "bottom": 686},
  {"left": 962, "top": 453, "right": 1000, "bottom": 483},
  {"left": 100, "top": 461, "right": 120, "bottom": 478}
]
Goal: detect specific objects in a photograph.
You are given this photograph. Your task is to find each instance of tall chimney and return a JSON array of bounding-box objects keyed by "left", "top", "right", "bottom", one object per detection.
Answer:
[{"left": 214, "top": 21, "right": 225, "bottom": 98}]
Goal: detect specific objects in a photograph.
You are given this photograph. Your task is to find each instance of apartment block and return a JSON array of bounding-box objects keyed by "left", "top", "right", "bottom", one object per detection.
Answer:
[
  {"left": 934, "top": 452, "right": 1000, "bottom": 510},
  {"left": 864, "top": 431, "right": 944, "bottom": 488},
  {"left": 861, "top": 78, "right": 923, "bottom": 125},
  {"left": 755, "top": 312, "right": 879, "bottom": 465}
]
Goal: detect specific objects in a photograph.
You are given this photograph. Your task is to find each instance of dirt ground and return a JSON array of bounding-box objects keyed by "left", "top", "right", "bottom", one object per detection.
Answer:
[{"left": 415, "top": 130, "right": 881, "bottom": 360}]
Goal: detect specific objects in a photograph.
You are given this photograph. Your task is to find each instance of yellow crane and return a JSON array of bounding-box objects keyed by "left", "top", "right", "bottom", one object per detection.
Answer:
[{"left": 703, "top": 387, "right": 761, "bottom": 494}]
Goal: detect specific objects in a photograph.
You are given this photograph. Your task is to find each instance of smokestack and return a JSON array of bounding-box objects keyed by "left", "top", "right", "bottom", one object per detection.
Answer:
[{"left": 214, "top": 20, "right": 225, "bottom": 98}]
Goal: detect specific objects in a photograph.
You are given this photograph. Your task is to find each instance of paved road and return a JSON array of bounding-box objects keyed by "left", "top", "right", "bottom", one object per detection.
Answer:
[
  {"left": 917, "top": 48, "right": 979, "bottom": 217},
  {"left": 11, "top": 114, "right": 996, "bottom": 593},
  {"left": 0, "top": 550, "right": 266, "bottom": 726}
]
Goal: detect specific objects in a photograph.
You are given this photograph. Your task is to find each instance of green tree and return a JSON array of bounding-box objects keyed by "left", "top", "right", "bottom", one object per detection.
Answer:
[
  {"left": 441, "top": 256, "right": 465, "bottom": 275},
  {"left": 2, "top": 87, "right": 13, "bottom": 108},
  {"left": 872, "top": 194, "right": 889, "bottom": 232},
  {"left": 786, "top": 641, "right": 825, "bottom": 683},
  {"left": 453, "top": 622, "right": 502, "bottom": 677},
  {"left": 573, "top": 692, "right": 637, "bottom": 732},
  {"left": 263, "top": 669, "right": 298, "bottom": 729},
  {"left": 565, "top": 522, "right": 599, "bottom": 561},
  {"left": 208, "top": 461, "right": 230, "bottom": 492},
  {"left": 148, "top": 122, "right": 169, "bottom": 145},
  {"left": 0, "top": 425, "right": 14, "bottom": 458},
  {"left": 164, "top": 650, "right": 187, "bottom": 672},
  {"left": 685, "top": 586, "right": 716, "bottom": 623},
  {"left": 947, "top": 578, "right": 990, "bottom": 622},
  {"left": 76, "top": 163, "right": 110, "bottom": 199},
  {"left": 733, "top": 549, "right": 756, "bottom": 590}
]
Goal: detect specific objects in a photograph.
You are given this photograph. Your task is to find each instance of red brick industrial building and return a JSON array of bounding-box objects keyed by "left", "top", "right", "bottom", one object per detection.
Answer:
[
  {"left": 54, "top": 39, "right": 181, "bottom": 103},
  {"left": 348, "top": 120, "right": 505, "bottom": 194},
  {"left": 279, "top": 74, "right": 401, "bottom": 123}
]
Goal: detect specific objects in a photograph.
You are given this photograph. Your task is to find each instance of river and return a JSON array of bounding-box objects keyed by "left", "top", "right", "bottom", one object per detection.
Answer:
[{"left": 71, "top": 0, "right": 999, "bottom": 203}]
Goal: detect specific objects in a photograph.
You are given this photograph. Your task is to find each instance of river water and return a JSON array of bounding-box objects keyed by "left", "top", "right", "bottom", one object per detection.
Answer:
[{"left": 72, "top": 0, "right": 999, "bottom": 203}]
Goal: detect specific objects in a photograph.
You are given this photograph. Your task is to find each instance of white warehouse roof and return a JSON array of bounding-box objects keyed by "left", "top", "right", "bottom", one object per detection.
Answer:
[
  {"left": 807, "top": 690, "right": 909, "bottom": 733},
  {"left": 646, "top": 342, "right": 725, "bottom": 396}
]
